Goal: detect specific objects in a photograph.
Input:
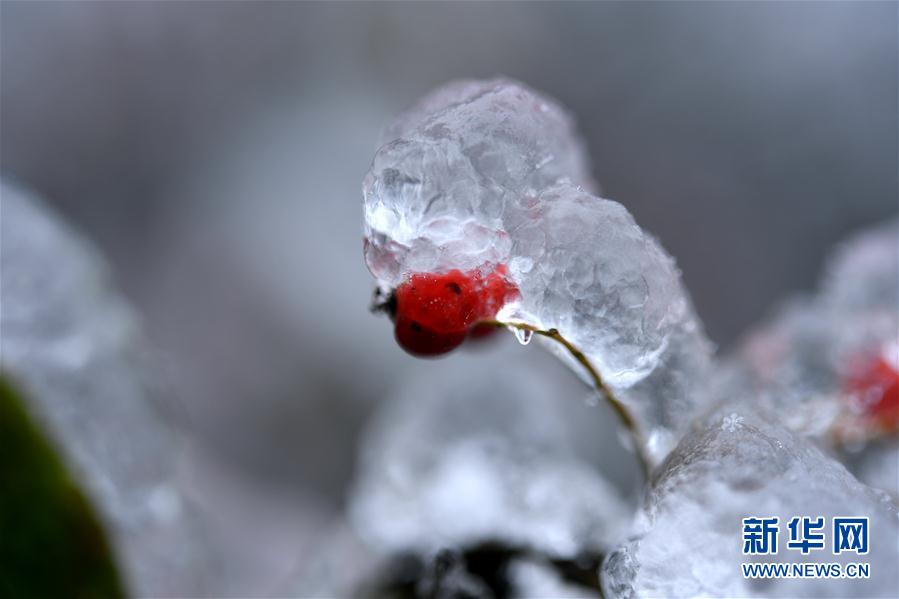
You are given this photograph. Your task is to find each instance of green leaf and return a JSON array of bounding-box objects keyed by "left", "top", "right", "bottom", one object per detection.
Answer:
[{"left": 0, "top": 374, "right": 125, "bottom": 599}]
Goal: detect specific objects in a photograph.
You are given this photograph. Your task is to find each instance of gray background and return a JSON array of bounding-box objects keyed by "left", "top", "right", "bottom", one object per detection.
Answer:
[{"left": 2, "top": 2, "right": 896, "bottom": 591}]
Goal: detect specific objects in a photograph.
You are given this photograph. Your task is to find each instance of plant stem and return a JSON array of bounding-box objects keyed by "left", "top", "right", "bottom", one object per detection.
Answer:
[{"left": 483, "top": 319, "right": 652, "bottom": 481}]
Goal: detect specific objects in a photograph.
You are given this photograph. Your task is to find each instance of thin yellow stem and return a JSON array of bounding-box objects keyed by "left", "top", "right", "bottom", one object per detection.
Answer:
[{"left": 482, "top": 319, "right": 652, "bottom": 481}]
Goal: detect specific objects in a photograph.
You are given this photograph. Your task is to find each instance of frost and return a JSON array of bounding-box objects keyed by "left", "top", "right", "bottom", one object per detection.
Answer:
[
  {"left": 348, "top": 354, "right": 629, "bottom": 560},
  {"left": 602, "top": 403, "right": 899, "bottom": 598},
  {"left": 720, "top": 412, "right": 745, "bottom": 432},
  {"left": 0, "top": 181, "right": 210, "bottom": 596},
  {"left": 363, "top": 78, "right": 714, "bottom": 464}
]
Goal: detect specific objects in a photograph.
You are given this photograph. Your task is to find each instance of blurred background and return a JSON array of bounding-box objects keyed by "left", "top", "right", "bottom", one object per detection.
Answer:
[{"left": 2, "top": 2, "right": 897, "bottom": 596}]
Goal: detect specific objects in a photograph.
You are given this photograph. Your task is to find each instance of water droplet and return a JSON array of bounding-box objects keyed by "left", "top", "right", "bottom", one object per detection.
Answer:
[
  {"left": 514, "top": 328, "right": 533, "bottom": 345},
  {"left": 584, "top": 395, "right": 599, "bottom": 408}
]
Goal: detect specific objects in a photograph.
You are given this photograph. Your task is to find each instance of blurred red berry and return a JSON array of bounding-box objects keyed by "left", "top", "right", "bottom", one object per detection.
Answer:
[
  {"left": 392, "top": 265, "right": 518, "bottom": 357},
  {"left": 845, "top": 354, "right": 899, "bottom": 433}
]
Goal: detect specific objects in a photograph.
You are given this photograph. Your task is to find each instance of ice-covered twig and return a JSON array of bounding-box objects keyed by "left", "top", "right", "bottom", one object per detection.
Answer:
[
  {"left": 483, "top": 319, "right": 652, "bottom": 480},
  {"left": 363, "top": 77, "right": 715, "bottom": 466}
]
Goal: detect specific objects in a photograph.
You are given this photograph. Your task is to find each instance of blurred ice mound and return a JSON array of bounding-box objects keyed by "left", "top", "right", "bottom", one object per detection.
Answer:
[
  {"left": 723, "top": 220, "right": 898, "bottom": 495},
  {"left": 289, "top": 341, "right": 639, "bottom": 596},
  {"left": 602, "top": 403, "right": 899, "bottom": 598},
  {"left": 363, "top": 78, "right": 715, "bottom": 466},
  {"left": 0, "top": 180, "right": 212, "bottom": 596},
  {"left": 0, "top": 179, "right": 334, "bottom": 597},
  {"left": 349, "top": 350, "right": 630, "bottom": 561}
]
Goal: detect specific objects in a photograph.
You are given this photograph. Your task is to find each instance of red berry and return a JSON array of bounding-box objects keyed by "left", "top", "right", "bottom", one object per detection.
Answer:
[
  {"left": 394, "top": 312, "right": 468, "bottom": 356},
  {"left": 392, "top": 265, "right": 518, "bottom": 357},
  {"left": 845, "top": 354, "right": 899, "bottom": 433},
  {"left": 467, "top": 322, "right": 500, "bottom": 340}
]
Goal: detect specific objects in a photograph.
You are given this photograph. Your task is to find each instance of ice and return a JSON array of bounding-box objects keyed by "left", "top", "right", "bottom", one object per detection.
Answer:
[
  {"left": 364, "top": 78, "right": 596, "bottom": 285},
  {"left": 363, "top": 78, "right": 714, "bottom": 465},
  {"left": 348, "top": 352, "right": 629, "bottom": 560},
  {"left": 602, "top": 403, "right": 899, "bottom": 598},
  {"left": 734, "top": 221, "right": 897, "bottom": 431},
  {"left": 0, "top": 181, "right": 210, "bottom": 596},
  {"left": 728, "top": 300, "right": 848, "bottom": 437},
  {"left": 727, "top": 221, "right": 898, "bottom": 485},
  {"left": 509, "top": 183, "right": 714, "bottom": 461}
]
